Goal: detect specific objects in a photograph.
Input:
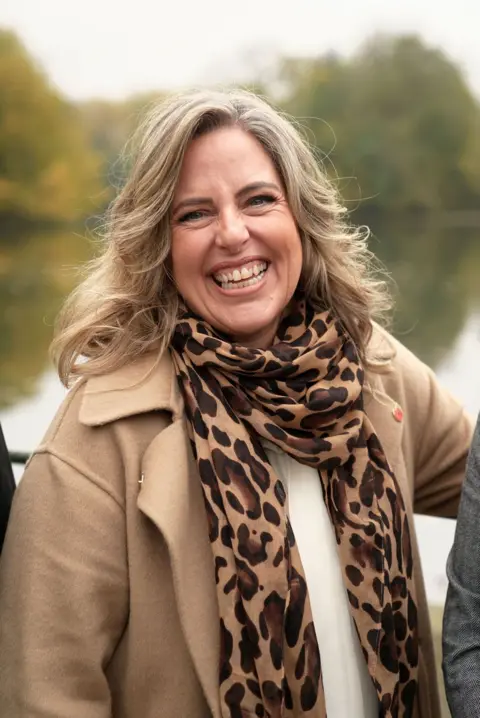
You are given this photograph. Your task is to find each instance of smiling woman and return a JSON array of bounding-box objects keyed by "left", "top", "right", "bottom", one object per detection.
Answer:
[{"left": 0, "top": 89, "right": 473, "bottom": 718}]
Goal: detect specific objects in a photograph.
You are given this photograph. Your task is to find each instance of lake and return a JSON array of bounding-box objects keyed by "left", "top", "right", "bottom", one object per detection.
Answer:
[{"left": 1, "top": 218, "right": 480, "bottom": 609}]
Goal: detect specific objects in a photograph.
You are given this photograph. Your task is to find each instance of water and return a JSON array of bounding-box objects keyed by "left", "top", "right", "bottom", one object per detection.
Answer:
[{"left": 1, "top": 219, "right": 480, "bottom": 606}]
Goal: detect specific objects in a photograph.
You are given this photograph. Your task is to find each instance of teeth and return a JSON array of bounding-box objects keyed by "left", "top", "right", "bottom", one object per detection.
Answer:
[
  {"left": 213, "top": 261, "right": 267, "bottom": 284},
  {"left": 218, "top": 269, "right": 267, "bottom": 290}
]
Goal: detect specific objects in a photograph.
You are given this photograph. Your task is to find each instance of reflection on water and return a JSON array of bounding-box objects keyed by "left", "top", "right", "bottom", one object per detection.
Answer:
[
  {"left": 0, "top": 219, "right": 479, "bottom": 414},
  {"left": 1, "top": 219, "right": 479, "bottom": 416},
  {"left": 0, "top": 226, "right": 91, "bottom": 409},
  {"left": 372, "top": 220, "right": 480, "bottom": 369}
]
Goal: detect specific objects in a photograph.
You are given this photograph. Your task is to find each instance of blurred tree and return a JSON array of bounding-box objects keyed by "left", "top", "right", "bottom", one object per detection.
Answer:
[
  {"left": 369, "top": 219, "right": 479, "bottom": 368},
  {"left": 79, "top": 91, "right": 167, "bottom": 193},
  {"left": 461, "top": 117, "right": 480, "bottom": 202},
  {"left": 279, "top": 35, "right": 480, "bottom": 212},
  {"left": 0, "top": 30, "right": 102, "bottom": 222}
]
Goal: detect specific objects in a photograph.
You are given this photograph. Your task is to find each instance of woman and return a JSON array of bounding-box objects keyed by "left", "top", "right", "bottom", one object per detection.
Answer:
[
  {"left": 0, "top": 89, "right": 472, "bottom": 718},
  {"left": 443, "top": 414, "right": 480, "bottom": 716}
]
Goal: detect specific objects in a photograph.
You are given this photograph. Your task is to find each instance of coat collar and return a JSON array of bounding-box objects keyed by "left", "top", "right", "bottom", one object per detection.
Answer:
[
  {"left": 78, "top": 350, "right": 184, "bottom": 426},
  {"left": 78, "top": 324, "right": 397, "bottom": 427}
]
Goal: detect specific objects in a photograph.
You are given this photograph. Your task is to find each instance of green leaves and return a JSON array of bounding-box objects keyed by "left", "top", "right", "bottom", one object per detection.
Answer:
[
  {"left": 279, "top": 35, "right": 480, "bottom": 213},
  {"left": 0, "top": 31, "right": 101, "bottom": 222}
]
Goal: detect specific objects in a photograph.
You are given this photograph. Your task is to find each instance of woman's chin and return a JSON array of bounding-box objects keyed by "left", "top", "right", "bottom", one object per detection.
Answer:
[
  {"left": 216, "top": 311, "right": 281, "bottom": 348},
  {"left": 199, "top": 273, "right": 290, "bottom": 346}
]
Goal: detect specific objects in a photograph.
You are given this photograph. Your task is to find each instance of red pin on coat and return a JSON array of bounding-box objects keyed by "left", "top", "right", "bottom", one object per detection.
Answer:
[{"left": 393, "top": 405, "right": 404, "bottom": 422}]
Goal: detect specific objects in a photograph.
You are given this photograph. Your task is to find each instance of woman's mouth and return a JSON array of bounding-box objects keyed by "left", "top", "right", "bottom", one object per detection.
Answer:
[{"left": 212, "top": 261, "right": 269, "bottom": 291}]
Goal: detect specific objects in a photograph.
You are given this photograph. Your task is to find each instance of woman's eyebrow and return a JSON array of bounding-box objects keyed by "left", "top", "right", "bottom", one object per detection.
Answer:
[
  {"left": 172, "top": 181, "right": 282, "bottom": 215},
  {"left": 172, "top": 196, "right": 213, "bottom": 215},
  {"left": 235, "top": 181, "right": 282, "bottom": 197}
]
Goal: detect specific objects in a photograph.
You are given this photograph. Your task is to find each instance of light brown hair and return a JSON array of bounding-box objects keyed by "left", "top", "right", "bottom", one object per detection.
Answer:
[{"left": 52, "top": 88, "right": 390, "bottom": 386}]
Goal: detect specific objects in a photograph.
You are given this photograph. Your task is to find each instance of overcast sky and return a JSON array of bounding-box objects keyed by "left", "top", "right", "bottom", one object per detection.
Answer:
[{"left": 1, "top": 0, "right": 480, "bottom": 101}]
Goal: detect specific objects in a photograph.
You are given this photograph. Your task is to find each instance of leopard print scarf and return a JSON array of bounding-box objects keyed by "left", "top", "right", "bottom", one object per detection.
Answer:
[{"left": 171, "top": 297, "right": 418, "bottom": 718}]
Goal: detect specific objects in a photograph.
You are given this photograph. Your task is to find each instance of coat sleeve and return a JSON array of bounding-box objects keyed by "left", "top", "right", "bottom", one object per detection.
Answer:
[
  {"left": 0, "top": 449, "right": 128, "bottom": 718},
  {"left": 369, "top": 327, "right": 473, "bottom": 517},
  {"left": 442, "top": 414, "right": 480, "bottom": 717},
  {"left": 382, "top": 332, "right": 474, "bottom": 518},
  {"left": 412, "top": 360, "right": 473, "bottom": 518}
]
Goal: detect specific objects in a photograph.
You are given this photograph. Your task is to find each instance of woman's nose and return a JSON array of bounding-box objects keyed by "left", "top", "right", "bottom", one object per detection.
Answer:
[{"left": 215, "top": 210, "right": 249, "bottom": 251}]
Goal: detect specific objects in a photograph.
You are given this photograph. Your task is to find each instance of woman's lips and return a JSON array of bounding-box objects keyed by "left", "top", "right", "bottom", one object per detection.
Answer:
[{"left": 209, "top": 256, "right": 269, "bottom": 275}]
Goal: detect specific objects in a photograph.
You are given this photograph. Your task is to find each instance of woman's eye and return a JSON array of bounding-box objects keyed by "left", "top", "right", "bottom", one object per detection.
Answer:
[
  {"left": 178, "top": 209, "right": 207, "bottom": 223},
  {"left": 248, "top": 194, "right": 276, "bottom": 208}
]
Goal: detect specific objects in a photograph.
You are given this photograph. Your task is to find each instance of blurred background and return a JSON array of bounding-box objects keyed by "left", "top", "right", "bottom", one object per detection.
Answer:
[{"left": 1, "top": 2, "right": 479, "bottom": 713}]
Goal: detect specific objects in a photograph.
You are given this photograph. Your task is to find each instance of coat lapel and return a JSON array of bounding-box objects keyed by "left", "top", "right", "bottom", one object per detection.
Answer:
[
  {"left": 137, "top": 418, "right": 222, "bottom": 718},
  {"left": 364, "top": 373, "right": 404, "bottom": 480},
  {"left": 80, "top": 351, "right": 222, "bottom": 715},
  {"left": 364, "top": 328, "right": 407, "bottom": 494}
]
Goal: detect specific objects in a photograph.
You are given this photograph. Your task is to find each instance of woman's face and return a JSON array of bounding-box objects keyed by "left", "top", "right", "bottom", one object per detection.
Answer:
[{"left": 171, "top": 126, "right": 303, "bottom": 348}]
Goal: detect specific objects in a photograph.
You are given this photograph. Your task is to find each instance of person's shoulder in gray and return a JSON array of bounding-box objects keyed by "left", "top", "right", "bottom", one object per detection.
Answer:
[{"left": 443, "top": 412, "right": 480, "bottom": 717}]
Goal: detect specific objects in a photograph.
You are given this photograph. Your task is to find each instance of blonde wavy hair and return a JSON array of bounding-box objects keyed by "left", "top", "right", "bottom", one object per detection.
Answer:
[{"left": 52, "top": 88, "right": 391, "bottom": 387}]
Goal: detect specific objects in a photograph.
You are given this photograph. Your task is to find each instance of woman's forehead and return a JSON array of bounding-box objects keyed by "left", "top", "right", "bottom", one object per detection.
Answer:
[{"left": 174, "top": 127, "right": 280, "bottom": 196}]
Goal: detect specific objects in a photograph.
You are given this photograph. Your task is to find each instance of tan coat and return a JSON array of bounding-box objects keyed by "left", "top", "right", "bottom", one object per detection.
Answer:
[{"left": 0, "top": 327, "right": 473, "bottom": 718}]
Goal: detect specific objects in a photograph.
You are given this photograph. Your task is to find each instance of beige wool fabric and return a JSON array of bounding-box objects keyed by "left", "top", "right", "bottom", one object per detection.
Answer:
[{"left": 0, "top": 325, "right": 473, "bottom": 718}]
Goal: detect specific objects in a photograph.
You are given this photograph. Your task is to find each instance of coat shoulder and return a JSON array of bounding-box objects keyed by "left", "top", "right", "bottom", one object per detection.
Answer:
[
  {"left": 28, "top": 359, "right": 174, "bottom": 505},
  {"left": 366, "top": 323, "right": 438, "bottom": 411}
]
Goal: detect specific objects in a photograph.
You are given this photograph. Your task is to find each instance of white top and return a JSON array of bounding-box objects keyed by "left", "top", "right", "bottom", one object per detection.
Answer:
[{"left": 265, "top": 443, "right": 379, "bottom": 718}]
